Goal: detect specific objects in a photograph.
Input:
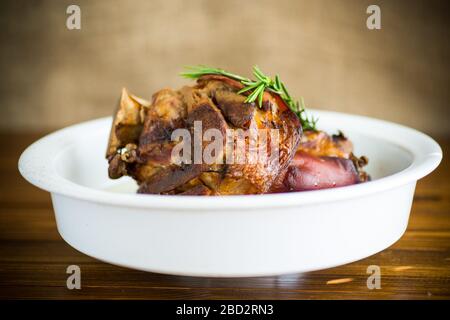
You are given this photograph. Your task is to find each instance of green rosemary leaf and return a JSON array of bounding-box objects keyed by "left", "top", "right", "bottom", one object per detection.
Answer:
[
  {"left": 181, "top": 65, "right": 317, "bottom": 130},
  {"left": 245, "top": 84, "right": 264, "bottom": 104},
  {"left": 258, "top": 85, "right": 264, "bottom": 107},
  {"left": 253, "top": 66, "right": 267, "bottom": 83},
  {"left": 180, "top": 65, "right": 250, "bottom": 82},
  {"left": 280, "top": 82, "right": 290, "bottom": 101},
  {"left": 274, "top": 75, "right": 282, "bottom": 91},
  {"left": 241, "top": 80, "right": 256, "bottom": 86},
  {"left": 294, "top": 101, "right": 300, "bottom": 113},
  {"left": 300, "top": 96, "right": 306, "bottom": 111},
  {"left": 237, "top": 82, "right": 260, "bottom": 95}
]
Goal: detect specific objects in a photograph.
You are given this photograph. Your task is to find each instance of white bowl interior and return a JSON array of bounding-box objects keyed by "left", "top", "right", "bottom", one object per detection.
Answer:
[
  {"left": 19, "top": 110, "right": 442, "bottom": 210},
  {"left": 54, "top": 115, "right": 413, "bottom": 193}
]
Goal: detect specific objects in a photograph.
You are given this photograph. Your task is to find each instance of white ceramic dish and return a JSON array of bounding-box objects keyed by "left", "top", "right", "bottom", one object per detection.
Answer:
[{"left": 18, "top": 110, "right": 442, "bottom": 277}]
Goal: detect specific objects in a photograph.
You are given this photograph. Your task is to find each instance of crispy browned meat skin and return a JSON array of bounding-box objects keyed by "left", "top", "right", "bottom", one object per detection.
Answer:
[
  {"left": 178, "top": 184, "right": 212, "bottom": 195},
  {"left": 270, "top": 130, "right": 369, "bottom": 192},
  {"left": 106, "top": 76, "right": 302, "bottom": 195}
]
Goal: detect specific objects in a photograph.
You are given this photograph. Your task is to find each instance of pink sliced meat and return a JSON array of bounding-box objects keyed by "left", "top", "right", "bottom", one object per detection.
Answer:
[{"left": 274, "top": 151, "right": 361, "bottom": 192}]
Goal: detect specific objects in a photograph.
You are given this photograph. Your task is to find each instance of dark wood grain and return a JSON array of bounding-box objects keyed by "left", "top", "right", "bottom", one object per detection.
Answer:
[{"left": 0, "top": 132, "right": 449, "bottom": 300}]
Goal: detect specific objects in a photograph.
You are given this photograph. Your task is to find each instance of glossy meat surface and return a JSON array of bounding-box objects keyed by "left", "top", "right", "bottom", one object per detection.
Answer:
[
  {"left": 106, "top": 76, "right": 302, "bottom": 195},
  {"left": 271, "top": 130, "right": 369, "bottom": 192}
]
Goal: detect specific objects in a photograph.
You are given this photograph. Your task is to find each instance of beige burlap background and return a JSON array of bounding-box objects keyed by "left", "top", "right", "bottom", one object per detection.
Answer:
[{"left": 0, "top": 0, "right": 448, "bottom": 136}]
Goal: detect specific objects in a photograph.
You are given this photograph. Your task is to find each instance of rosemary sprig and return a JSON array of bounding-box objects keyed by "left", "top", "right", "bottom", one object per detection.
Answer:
[{"left": 180, "top": 65, "right": 317, "bottom": 131}]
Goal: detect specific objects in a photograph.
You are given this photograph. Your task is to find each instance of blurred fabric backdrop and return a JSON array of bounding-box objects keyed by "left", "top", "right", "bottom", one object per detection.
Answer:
[{"left": 0, "top": 0, "right": 448, "bottom": 136}]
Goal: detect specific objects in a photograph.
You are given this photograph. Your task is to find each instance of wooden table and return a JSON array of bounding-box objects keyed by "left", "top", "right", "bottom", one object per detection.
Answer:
[{"left": 1, "top": 133, "right": 449, "bottom": 300}]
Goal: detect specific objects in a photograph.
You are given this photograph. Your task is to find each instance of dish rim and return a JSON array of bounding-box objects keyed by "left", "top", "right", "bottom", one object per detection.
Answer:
[{"left": 18, "top": 110, "right": 443, "bottom": 210}]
